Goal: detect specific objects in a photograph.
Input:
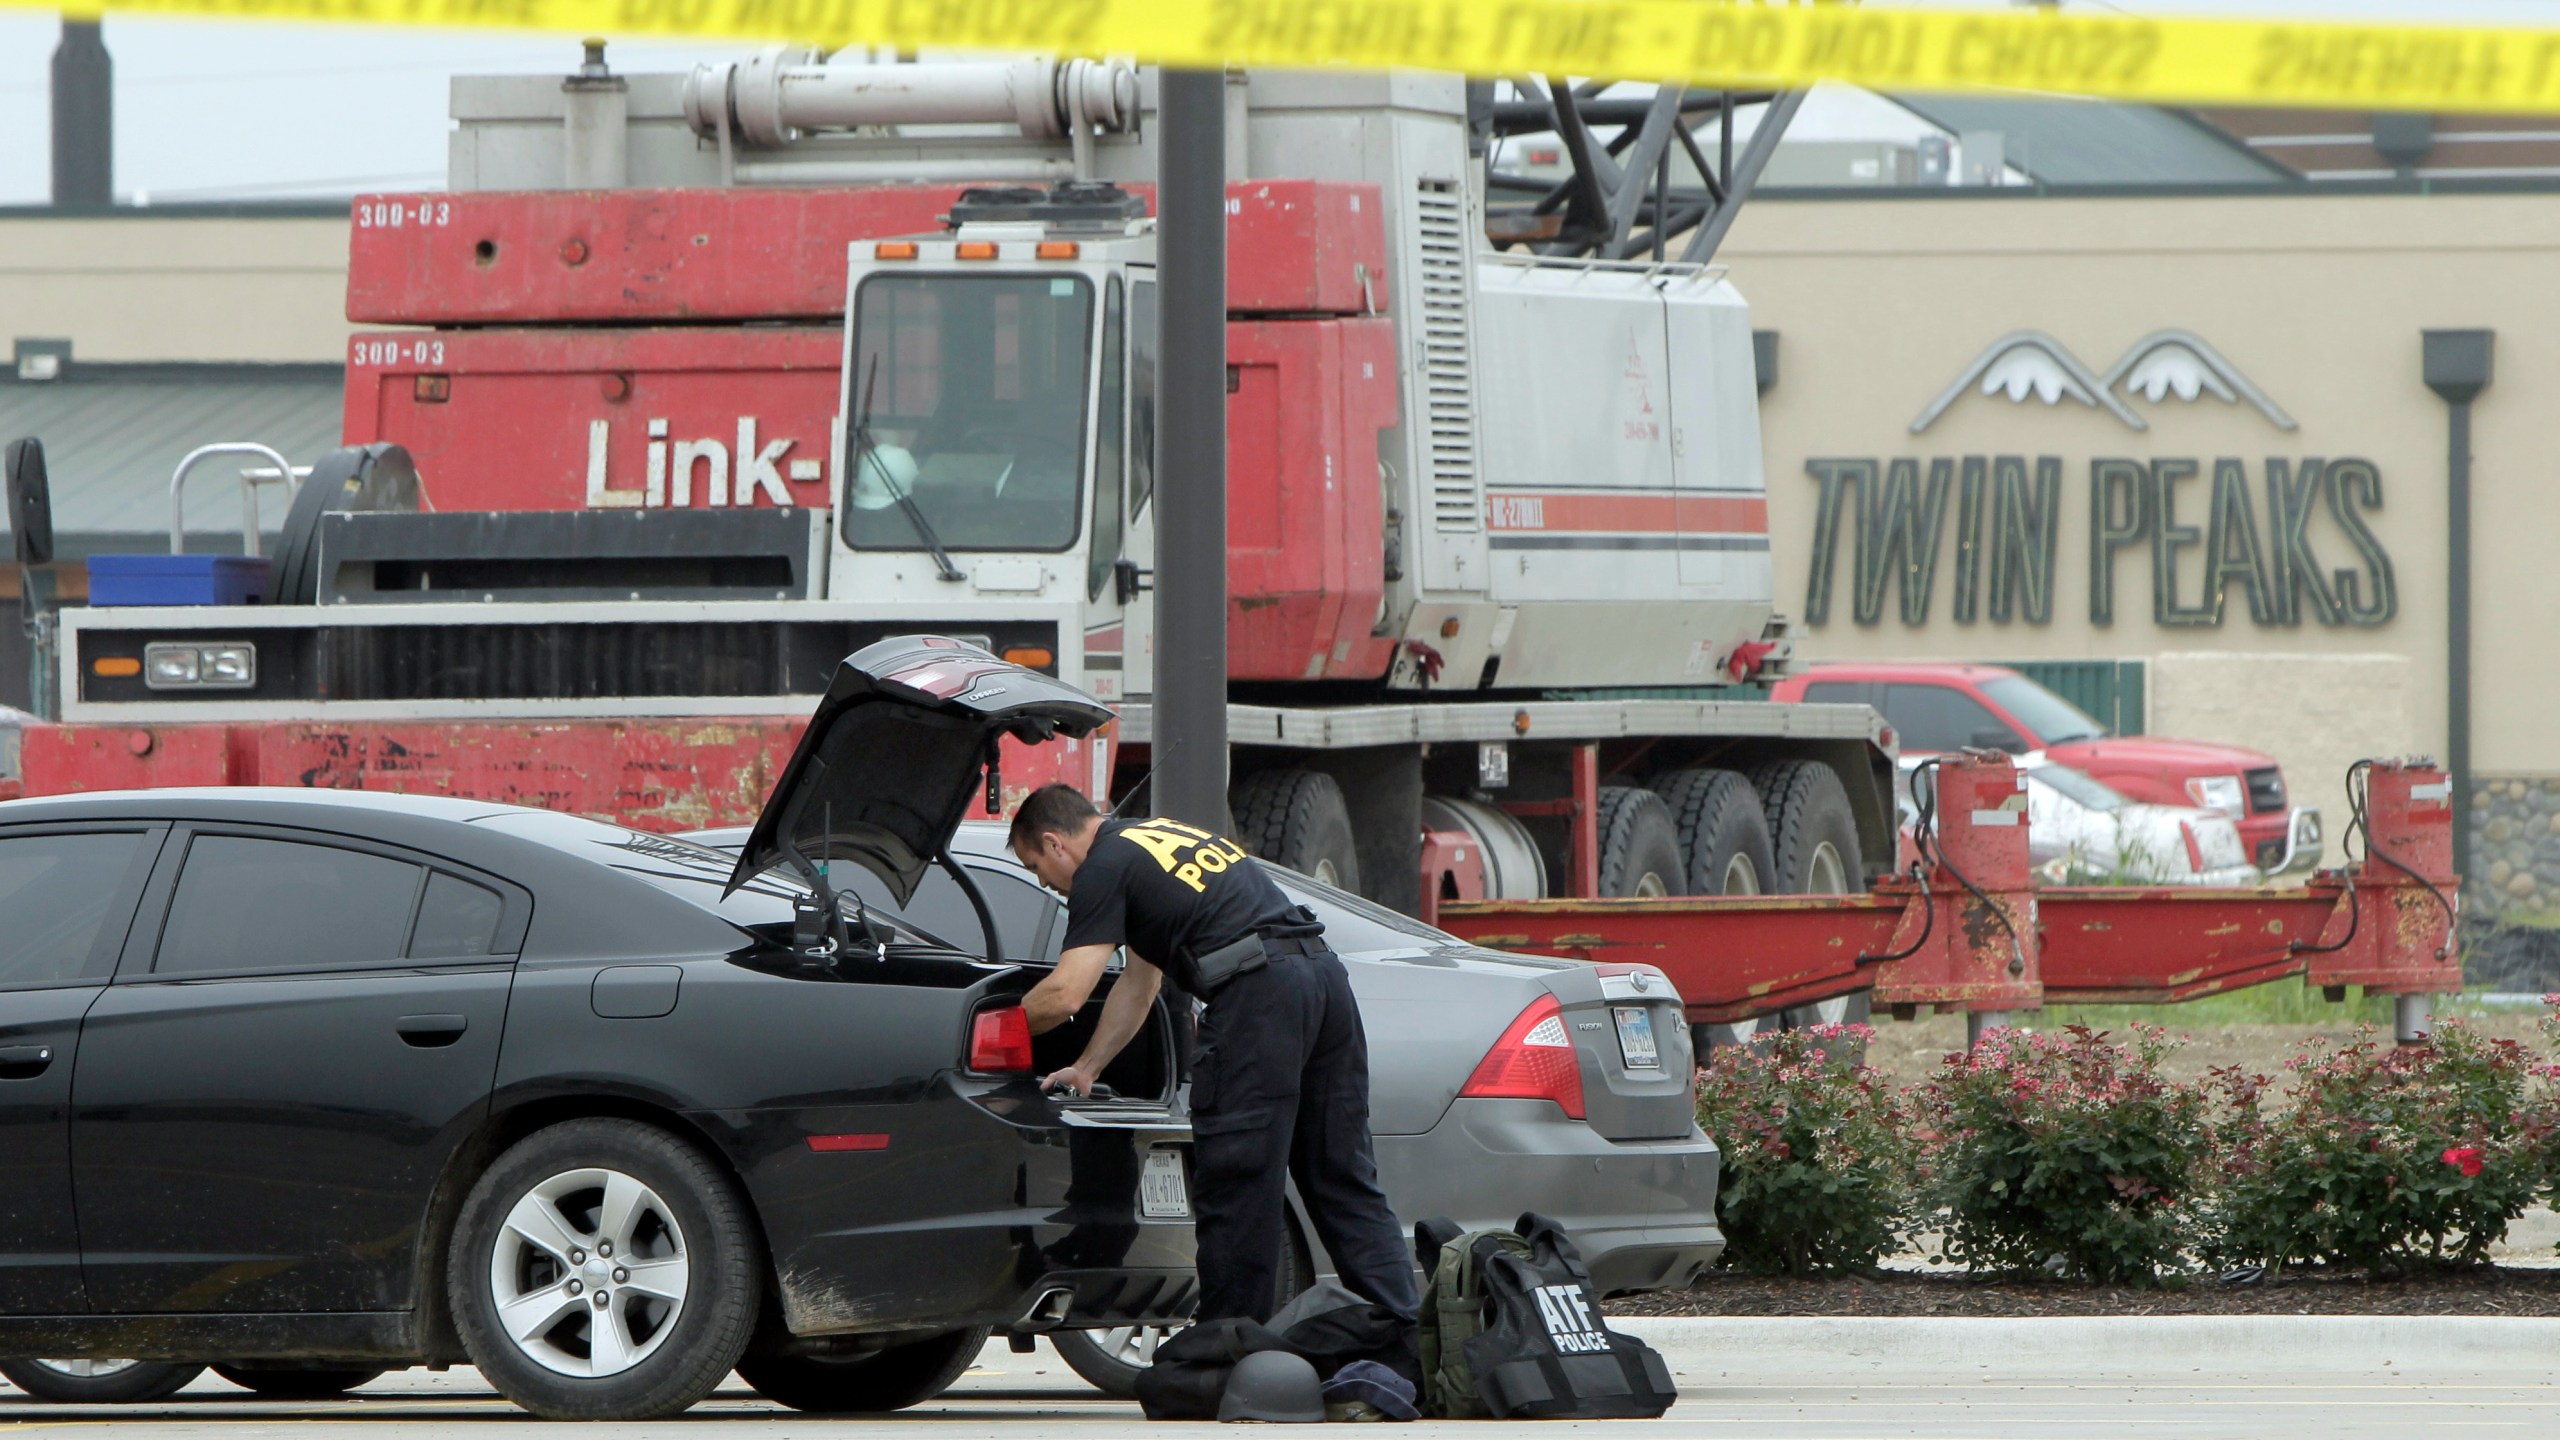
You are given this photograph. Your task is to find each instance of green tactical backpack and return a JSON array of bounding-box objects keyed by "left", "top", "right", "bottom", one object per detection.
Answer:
[{"left": 1414, "top": 1218, "right": 1535, "bottom": 1419}]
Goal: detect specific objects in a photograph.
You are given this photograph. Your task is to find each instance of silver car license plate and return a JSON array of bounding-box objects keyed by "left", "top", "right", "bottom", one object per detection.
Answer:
[
  {"left": 1140, "top": 1149, "right": 1191, "bottom": 1219},
  {"left": 1613, "top": 1006, "right": 1661, "bottom": 1069}
]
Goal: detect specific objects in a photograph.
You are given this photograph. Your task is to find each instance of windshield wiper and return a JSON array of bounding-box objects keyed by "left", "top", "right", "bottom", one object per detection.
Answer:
[{"left": 851, "top": 357, "right": 966, "bottom": 583}]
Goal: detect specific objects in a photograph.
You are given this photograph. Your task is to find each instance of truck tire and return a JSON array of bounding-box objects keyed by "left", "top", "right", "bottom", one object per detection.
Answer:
[
  {"left": 448, "top": 1118, "right": 761, "bottom": 1421},
  {"left": 0, "top": 1359, "right": 203, "bottom": 1404},
  {"left": 1594, "top": 786, "right": 1685, "bottom": 898},
  {"left": 1648, "top": 769, "right": 1774, "bottom": 896},
  {"left": 1743, "top": 760, "right": 1871, "bottom": 1054},
  {"left": 1744, "top": 760, "right": 1864, "bottom": 897},
  {"left": 1232, "top": 769, "right": 1361, "bottom": 892},
  {"left": 210, "top": 1365, "right": 388, "bottom": 1398},
  {"left": 737, "top": 1328, "right": 989, "bottom": 1413}
]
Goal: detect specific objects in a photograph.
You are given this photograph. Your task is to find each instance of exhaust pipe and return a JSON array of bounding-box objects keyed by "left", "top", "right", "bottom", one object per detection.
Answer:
[{"left": 1011, "top": 1286, "right": 1076, "bottom": 1332}]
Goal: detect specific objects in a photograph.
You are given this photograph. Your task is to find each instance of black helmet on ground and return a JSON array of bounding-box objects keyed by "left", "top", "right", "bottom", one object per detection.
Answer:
[{"left": 1218, "top": 1350, "right": 1326, "bottom": 1423}]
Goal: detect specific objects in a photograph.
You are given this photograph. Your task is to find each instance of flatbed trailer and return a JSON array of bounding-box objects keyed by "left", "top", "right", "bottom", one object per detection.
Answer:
[{"left": 1436, "top": 755, "right": 2463, "bottom": 1046}]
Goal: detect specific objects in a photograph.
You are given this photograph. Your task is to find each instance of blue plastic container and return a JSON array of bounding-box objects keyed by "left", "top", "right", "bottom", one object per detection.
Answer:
[{"left": 87, "top": 554, "right": 272, "bottom": 607}]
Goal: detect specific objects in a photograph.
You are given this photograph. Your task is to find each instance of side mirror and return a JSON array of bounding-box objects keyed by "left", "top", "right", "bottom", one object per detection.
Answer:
[
  {"left": 1970, "top": 729, "right": 2025, "bottom": 755},
  {"left": 5, "top": 438, "right": 54, "bottom": 566}
]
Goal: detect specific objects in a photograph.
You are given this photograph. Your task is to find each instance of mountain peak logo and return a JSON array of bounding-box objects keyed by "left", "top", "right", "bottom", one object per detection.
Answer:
[{"left": 1911, "top": 329, "right": 2296, "bottom": 435}]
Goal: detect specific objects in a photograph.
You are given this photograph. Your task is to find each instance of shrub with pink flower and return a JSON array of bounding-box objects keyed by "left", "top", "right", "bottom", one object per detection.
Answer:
[
  {"left": 2207, "top": 1020, "right": 2552, "bottom": 1272},
  {"left": 1692, "top": 1025, "right": 1913, "bottom": 1275},
  {"left": 1913, "top": 1022, "right": 2210, "bottom": 1285}
]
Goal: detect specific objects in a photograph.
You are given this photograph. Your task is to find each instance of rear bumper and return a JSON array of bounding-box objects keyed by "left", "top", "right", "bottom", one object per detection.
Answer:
[
  {"left": 717, "top": 1085, "right": 1199, "bottom": 1338},
  {"left": 1373, "top": 1098, "right": 1723, "bottom": 1297}
]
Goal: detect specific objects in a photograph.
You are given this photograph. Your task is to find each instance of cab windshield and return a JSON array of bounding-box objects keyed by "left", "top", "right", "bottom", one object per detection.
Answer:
[{"left": 842, "top": 272, "right": 1093, "bottom": 554}]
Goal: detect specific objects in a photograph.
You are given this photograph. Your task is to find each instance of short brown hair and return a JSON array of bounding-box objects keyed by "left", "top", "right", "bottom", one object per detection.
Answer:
[{"left": 1008, "top": 783, "right": 1103, "bottom": 853}]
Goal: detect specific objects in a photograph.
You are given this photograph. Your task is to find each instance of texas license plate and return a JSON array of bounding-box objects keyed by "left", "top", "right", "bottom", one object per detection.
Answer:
[
  {"left": 1613, "top": 1006, "right": 1661, "bottom": 1069},
  {"left": 1140, "top": 1149, "right": 1191, "bottom": 1219}
]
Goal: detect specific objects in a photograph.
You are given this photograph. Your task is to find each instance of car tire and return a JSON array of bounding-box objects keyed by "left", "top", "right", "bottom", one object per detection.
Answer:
[
  {"left": 737, "top": 1328, "right": 989, "bottom": 1413},
  {"left": 447, "top": 1118, "right": 761, "bottom": 1421},
  {"left": 0, "top": 1359, "right": 204, "bottom": 1404},
  {"left": 1051, "top": 1222, "right": 1313, "bottom": 1400},
  {"left": 1232, "top": 769, "right": 1361, "bottom": 892},
  {"left": 1594, "top": 786, "right": 1685, "bottom": 898},
  {"left": 1648, "top": 769, "right": 1774, "bottom": 896},
  {"left": 209, "top": 1365, "right": 388, "bottom": 1398}
]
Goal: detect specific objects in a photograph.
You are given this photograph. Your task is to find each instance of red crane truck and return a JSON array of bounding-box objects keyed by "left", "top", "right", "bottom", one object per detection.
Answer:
[{"left": 4, "top": 49, "right": 2459, "bottom": 1045}]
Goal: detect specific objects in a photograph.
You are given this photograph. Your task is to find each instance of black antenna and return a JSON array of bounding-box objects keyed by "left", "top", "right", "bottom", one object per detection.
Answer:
[{"left": 1108, "top": 765, "right": 1156, "bottom": 819}]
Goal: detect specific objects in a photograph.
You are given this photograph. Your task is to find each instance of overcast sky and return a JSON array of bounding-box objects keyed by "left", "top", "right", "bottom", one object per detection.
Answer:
[{"left": 6, "top": 1, "right": 2560, "bottom": 204}]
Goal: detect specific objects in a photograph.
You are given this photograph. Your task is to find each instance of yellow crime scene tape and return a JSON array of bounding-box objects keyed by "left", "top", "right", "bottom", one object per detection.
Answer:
[{"left": 20, "top": 0, "right": 2560, "bottom": 116}]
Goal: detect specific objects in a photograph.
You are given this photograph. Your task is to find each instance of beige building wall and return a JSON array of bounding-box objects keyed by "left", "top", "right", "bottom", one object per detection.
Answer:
[
  {"left": 1720, "top": 191, "right": 2560, "bottom": 805},
  {"left": 0, "top": 212, "right": 353, "bottom": 364},
  {"left": 2147, "top": 653, "right": 2415, "bottom": 839}
]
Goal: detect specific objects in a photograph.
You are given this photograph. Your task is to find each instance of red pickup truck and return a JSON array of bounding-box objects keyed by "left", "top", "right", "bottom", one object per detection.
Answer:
[{"left": 1770, "top": 662, "right": 2321, "bottom": 875}]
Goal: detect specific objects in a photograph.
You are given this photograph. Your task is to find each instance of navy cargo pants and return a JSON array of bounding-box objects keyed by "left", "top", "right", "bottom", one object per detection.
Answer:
[{"left": 1186, "top": 941, "right": 1419, "bottom": 1360}]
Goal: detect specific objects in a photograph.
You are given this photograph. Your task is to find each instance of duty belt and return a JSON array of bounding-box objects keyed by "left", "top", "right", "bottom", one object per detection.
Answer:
[{"left": 1188, "top": 929, "right": 1329, "bottom": 996}]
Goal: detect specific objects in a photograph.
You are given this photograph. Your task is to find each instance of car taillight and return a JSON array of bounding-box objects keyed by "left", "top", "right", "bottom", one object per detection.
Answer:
[
  {"left": 969, "top": 1006, "right": 1034, "bottom": 1073},
  {"left": 1459, "top": 995, "right": 1585, "bottom": 1120}
]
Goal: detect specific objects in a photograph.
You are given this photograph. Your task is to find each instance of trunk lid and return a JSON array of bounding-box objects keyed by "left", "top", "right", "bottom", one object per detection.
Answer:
[
  {"left": 726, "top": 634, "right": 1112, "bottom": 904},
  {"left": 1537, "top": 963, "right": 1699, "bottom": 1141}
]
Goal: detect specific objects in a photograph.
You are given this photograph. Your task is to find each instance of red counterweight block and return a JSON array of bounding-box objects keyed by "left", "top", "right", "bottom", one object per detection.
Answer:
[
  {"left": 16, "top": 719, "right": 1100, "bottom": 832},
  {"left": 1224, "top": 317, "right": 1400, "bottom": 683},
  {"left": 347, "top": 187, "right": 981, "bottom": 326},
  {"left": 1224, "top": 180, "right": 1390, "bottom": 316},
  {"left": 345, "top": 180, "right": 1386, "bottom": 327},
  {"left": 343, "top": 327, "right": 844, "bottom": 513}
]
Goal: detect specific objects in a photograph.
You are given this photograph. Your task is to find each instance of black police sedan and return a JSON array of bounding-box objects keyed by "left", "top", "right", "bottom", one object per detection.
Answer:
[{"left": 0, "top": 639, "right": 1196, "bottom": 1419}]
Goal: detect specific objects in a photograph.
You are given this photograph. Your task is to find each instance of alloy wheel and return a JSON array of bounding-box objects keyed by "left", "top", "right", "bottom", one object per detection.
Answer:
[
  {"left": 486, "top": 1167, "right": 692, "bottom": 1379},
  {"left": 1086, "top": 1325, "right": 1167, "bottom": 1370}
]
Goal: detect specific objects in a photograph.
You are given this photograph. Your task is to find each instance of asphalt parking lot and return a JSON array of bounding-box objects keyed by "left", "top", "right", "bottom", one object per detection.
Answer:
[{"left": 8, "top": 1333, "right": 2559, "bottom": 1437}]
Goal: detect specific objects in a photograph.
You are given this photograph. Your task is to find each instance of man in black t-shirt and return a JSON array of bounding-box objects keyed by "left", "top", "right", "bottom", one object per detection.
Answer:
[{"left": 1011, "top": 784, "right": 1418, "bottom": 1365}]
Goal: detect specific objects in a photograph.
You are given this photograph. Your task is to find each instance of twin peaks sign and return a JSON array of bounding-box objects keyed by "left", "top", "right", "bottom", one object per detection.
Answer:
[{"left": 1800, "top": 331, "right": 2398, "bottom": 631}]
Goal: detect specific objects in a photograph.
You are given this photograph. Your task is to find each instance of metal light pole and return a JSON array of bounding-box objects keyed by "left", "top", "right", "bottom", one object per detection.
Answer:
[
  {"left": 2422, "top": 332, "right": 2492, "bottom": 890},
  {"left": 2418, "top": 328, "right": 2493, "bottom": 1047},
  {"left": 1151, "top": 69, "right": 1230, "bottom": 834}
]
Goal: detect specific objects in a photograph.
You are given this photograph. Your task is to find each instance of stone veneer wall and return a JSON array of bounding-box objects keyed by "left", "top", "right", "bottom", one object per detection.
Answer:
[{"left": 2471, "top": 776, "right": 2560, "bottom": 920}]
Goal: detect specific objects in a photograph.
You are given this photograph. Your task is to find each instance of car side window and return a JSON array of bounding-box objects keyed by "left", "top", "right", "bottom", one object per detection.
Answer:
[
  {"left": 1881, "top": 683, "right": 2024, "bottom": 754},
  {"left": 0, "top": 831, "right": 152, "bottom": 989},
  {"left": 1799, "top": 681, "right": 1872, "bottom": 705},
  {"left": 410, "top": 871, "right": 509, "bottom": 960},
  {"left": 154, "top": 835, "right": 424, "bottom": 976}
]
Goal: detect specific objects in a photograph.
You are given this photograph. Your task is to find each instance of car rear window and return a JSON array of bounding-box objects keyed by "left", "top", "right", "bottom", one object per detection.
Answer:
[
  {"left": 156, "top": 835, "right": 422, "bottom": 975},
  {"left": 0, "top": 831, "right": 150, "bottom": 988},
  {"left": 1270, "top": 869, "right": 1464, "bottom": 955},
  {"left": 576, "top": 828, "right": 940, "bottom": 947}
]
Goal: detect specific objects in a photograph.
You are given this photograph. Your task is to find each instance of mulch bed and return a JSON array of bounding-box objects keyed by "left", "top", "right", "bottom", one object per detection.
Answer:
[{"left": 1614, "top": 1266, "right": 2560, "bottom": 1317}]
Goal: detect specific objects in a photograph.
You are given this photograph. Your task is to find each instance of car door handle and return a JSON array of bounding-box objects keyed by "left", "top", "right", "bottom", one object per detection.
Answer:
[
  {"left": 396, "top": 1014, "right": 469, "bottom": 1048},
  {"left": 0, "top": 1044, "right": 56, "bottom": 1079}
]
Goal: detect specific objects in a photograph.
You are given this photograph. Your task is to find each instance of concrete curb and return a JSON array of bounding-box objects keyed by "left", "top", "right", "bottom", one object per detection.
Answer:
[{"left": 1618, "top": 1315, "right": 2560, "bottom": 1373}]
